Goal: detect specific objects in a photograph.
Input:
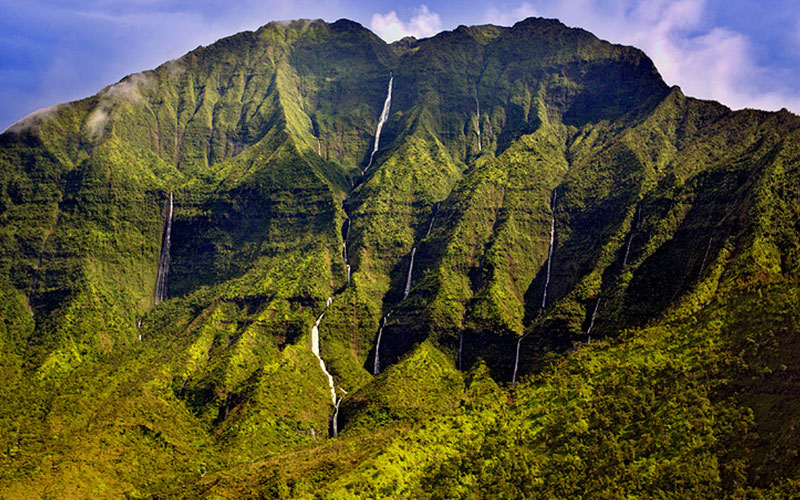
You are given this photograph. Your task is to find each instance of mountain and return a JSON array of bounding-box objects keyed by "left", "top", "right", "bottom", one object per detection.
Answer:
[{"left": 1, "top": 16, "right": 800, "bottom": 498}]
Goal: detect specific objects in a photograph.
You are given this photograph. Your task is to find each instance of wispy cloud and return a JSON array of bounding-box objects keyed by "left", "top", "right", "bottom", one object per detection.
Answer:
[
  {"left": 484, "top": 0, "right": 800, "bottom": 113},
  {"left": 370, "top": 5, "right": 443, "bottom": 42}
]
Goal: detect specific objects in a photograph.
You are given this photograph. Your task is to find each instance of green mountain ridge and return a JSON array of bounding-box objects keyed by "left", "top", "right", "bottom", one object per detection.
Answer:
[{"left": 1, "top": 16, "right": 799, "bottom": 498}]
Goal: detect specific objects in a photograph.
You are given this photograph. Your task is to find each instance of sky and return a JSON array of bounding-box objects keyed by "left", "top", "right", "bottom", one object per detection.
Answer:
[{"left": 2, "top": 0, "right": 800, "bottom": 130}]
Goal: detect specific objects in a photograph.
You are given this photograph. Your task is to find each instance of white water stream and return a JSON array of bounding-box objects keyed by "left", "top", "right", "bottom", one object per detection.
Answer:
[
  {"left": 311, "top": 297, "right": 336, "bottom": 404},
  {"left": 364, "top": 74, "right": 393, "bottom": 173},
  {"left": 373, "top": 311, "right": 392, "bottom": 375},
  {"left": 474, "top": 91, "right": 481, "bottom": 151},
  {"left": 541, "top": 189, "right": 557, "bottom": 309},
  {"left": 586, "top": 298, "right": 601, "bottom": 342},
  {"left": 512, "top": 337, "right": 523, "bottom": 386},
  {"left": 426, "top": 203, "right": 439, "bottom": 238},
  {"left": 403, "top": 247, "right": 417, "bottom": 300},
  {"left": 154, "top": 192, "right": 173, "bottom": 305}
]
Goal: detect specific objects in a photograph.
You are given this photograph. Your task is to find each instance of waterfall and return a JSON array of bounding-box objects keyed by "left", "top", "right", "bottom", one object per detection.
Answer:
[
  {"left": 511, "top": 336, "right": 523, "bottom": 386},
  {"left": 331, "top": 389, "right": 347, "bottom": 438},
  {"left": 622, "top": 231, "right": 634, "bottom": 268},
  {"left": 154, "top": 192, "right": 173, "bottom": 305},
  {"left": 331, "top": 398, "right": 342, "bottom": 437},
  {"left": 310, "top": 298, "right": 337, "bottom": 404},
  {"left": 317, "top": 137, "right": 322, "bottom": 156},
  {"left": 403, "top": 247, "right": 417, "bottom": 300},
  {"left": 426, "top": 203, "right": 439, "bottom": 238},
  {"left": 623, "top": 206, "right": 641, "bottom": 268},
  {"left": 342, "top": 219, "right": 350, "bottom": 283},
  {"left": 474, "top": 91, "right": 481, "bottom": 152},
  {"left": 373, "top": 311, "right": 392, "bottom": 375},
  {"left": 698, "top": 235, "right": 713, "bottom": 276},
  {"left": 178, "top": 377, "right": 188, "bottom": 399},
  {"left": 586, "top": 298, "right": 601, "bottom": 342},
  {"left": 364, "top": 74, "right": 393, "bottom": 173},
  {"left": 541, "top": 189, "right": 557, "bottom": 309}
]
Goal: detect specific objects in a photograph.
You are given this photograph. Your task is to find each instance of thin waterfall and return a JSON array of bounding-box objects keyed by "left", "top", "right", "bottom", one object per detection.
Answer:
[
  {"left": 586, "top": 298, "right": 601, "bottom": 342},
  {"left": 342, "top": 219, "right": 350, "bottom": 283},
  {"left": 474, "top": 90, "right": 481, "bottom": 152},
  {"left": 512, "top": 336, "right": 523, "bottom": 386},
  {"left": 331, "top": 389, "right": 347, "bottom": 438},
  {"left": 623, "top": 206, "right": 641, "bottom": 268},
  {"left": 698, "top": 235, "right": 713, "bottom": 276},
  {"left": 403, "top": 247, "right": 417, "bottom": 300},
  {"left": 364, "top": 74, "right": 393, "bottom": 173},
  {"left": 541, "top": 189, "right": 557, "bottom": 309},
  {"left": 346, "top": 265, "right": 351, "bottom": 285},
  {"left": 331, "top": 398, "right": 342, "bottom": 437},
  {"left": 310, "top": 298, "right": 337, "bottom": 404},
  {"left": 178, "top": 377, "right": 188, "bottom": 399},
  {"left": 317, "top": 137, "right": 322, "bottom": 156},
  {"left": 154, "top": 192, "right": 173, "bottom": 305},
  {"left": 373, "top": 311, "right": 392, "bottom": 375},
  {"left": 426, "top": 203, "right": 439, "bottom": 238},
  {"left": 622, "top": 232, "right": 634, "bottom": 268}
]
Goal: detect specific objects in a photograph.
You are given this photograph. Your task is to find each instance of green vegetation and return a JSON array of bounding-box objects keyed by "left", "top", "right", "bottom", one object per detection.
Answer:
[{"left": 1, "top": 16, "right": 799, "bottom": 499}]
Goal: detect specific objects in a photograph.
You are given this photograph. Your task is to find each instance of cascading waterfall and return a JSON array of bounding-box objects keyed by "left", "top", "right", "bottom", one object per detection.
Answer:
[
  {"left": 403, "top": 247, "right": 417, "bottom": 300},
  {"left": 426, "top": 203, "right": 439, "bottom": 238},
  {"left": 178, "top": 377, "right": 189, "bottom": 399},
  {"left": 698, "top": 235, "right": 713, "bottom": 277},
  {"left": 364, "top": 73, "right": 393, "bottom": 173},
  {"left": 511, "top": 337, "right": 523, "bottom": 386},
  {"left": 474, "top": 91, "right": 482, "bottom": 152},
  {"left": 342, "top": 218, "right": 350, "bottom": 283},
  {"left": 317, "top": 137, "right": 322, "bottom": 156},
  {"left": 311, "top": 297, "right": 337, "bottom": 404},
  {"left": 586, "top": 298, "right": 601, "bottom": 342},
  {"left": 373, "top": 311, "right": 392, "bottom": 375},
  {"left": 331, "top": 388, "right": 347, "bottom": 438},
  {"left": 622, "top": 230, "right": 634, "bottom": 268},
  {"left": 541, "top": 189, "right": 557, "bottom": 309},
  {"left": 154, "top": 192, "right": 173, "bottom": 305},
  {"left": 331, "top": 397, "right": 342, "bottom": 437},
  {"left": 622, "top": 206, "right": 641, "bottom": 268}
]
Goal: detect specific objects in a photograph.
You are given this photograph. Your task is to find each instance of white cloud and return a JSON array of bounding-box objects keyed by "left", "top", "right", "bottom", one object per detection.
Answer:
[
  {"left": 370, "top": 5, "right": 443, "bottom": 42},
  {"left": 483, "top": 0, "right": 800, "bottom": 113},
  {"left": 485, "top": 2, "right": 539, "bottom": 27}
]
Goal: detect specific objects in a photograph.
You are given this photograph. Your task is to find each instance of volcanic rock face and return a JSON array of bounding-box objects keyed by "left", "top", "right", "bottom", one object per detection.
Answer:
[{"left": 1, "top": 16, "right": 800, "bottom": 499}]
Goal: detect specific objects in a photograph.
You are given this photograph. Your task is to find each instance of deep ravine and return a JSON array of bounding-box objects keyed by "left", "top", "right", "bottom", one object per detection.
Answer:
[{"left": 513, "top": 188, "right": 558, "bottom": 385}]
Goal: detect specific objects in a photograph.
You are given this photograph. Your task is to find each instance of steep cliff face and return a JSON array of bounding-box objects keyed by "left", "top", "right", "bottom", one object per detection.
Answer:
[{"left": 1, "top": 16, "right": 800, "bottom": 499}]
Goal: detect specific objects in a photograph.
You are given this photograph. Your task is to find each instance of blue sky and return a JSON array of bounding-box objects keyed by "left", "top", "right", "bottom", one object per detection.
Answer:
[{"left": 2, "top": 0, "right": 800, "bottom": 130}]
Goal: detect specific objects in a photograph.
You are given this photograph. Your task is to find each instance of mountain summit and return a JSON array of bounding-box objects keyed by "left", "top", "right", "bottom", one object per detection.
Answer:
[{"left": 1, "top": 17, "right": 799, "bottom": 498}]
